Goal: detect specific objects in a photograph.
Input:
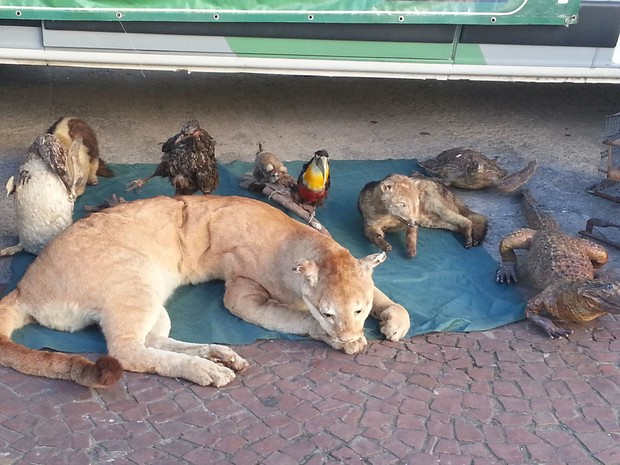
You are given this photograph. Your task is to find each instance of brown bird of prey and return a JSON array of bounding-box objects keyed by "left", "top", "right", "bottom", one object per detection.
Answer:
[{"left": 127, "top": 120, "right": 219, "bottom": 195}]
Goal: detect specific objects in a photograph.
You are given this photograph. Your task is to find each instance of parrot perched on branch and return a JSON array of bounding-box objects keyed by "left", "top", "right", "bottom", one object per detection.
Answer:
[{"left": 294, "top": 149, "right": 331, "bottom": 208}]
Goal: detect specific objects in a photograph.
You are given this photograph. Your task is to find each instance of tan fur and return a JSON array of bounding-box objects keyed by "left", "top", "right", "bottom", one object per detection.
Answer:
[
  {"left": 48, "top": 117, "right": 114, "bottom": 195},
  {"left": 253, "top": 150, "right": 291, "bottom": 185},
  {"left": 0, "top": 195, "right": 410, "bottom": 387},
  {"left": 358, "top": 174, "right": 487, "bottom": 257}
]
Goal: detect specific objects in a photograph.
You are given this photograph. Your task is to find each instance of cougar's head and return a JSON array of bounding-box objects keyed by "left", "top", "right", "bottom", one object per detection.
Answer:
[{"left": 294, "top": 250, "right": 386, "bottom": 343}]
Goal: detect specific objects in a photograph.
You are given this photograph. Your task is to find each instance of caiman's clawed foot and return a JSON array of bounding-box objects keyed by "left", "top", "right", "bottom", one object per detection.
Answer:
[
  {"left": 496, "top": 263, "right": 518, "bottom": 283},
  {"left": 529, "top": 314, "right": 572, "bottom": 338}
]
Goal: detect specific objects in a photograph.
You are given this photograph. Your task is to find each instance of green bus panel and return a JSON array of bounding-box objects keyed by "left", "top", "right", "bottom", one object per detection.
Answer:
[
  {"left": 0, "top": 0, "right": 580, "bottom": 25},
  {"left": 225, "top": 37, "right": 456, "bottom": 62}
]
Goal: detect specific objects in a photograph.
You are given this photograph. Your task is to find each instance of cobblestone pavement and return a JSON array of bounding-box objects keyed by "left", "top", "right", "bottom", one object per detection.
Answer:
[{"left": 0, "top": 313, "right": 618, "bottom": 465}]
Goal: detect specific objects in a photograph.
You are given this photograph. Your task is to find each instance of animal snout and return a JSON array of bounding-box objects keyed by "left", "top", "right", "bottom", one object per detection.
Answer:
[
  {"left": 398, "top": 216, "right": 416, "bottom": 228},
  {"left": 334, "top": 322, "right": 364, "bottom": 342}
]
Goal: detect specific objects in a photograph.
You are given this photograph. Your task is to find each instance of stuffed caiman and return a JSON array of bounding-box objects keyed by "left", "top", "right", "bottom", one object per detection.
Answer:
[{"left": 496, "top": 190, "right": 620, "bottom": 337}]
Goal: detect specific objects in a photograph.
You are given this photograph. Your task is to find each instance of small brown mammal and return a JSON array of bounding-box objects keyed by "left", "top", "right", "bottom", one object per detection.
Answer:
[
  {"left": 48, "top": 116, "right": 114, "bottom": 195},
  {"left": 358, "top": 174, "right": 487, "bottom": 257},
  {"left": 253, "top": 145, "right": 293, "bottom": 186},
  {"left": 0, "top": 195, "right": 410, "bottom": 387}
]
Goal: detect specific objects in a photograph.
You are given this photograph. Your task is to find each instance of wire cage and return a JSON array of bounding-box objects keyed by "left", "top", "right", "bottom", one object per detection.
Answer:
[
  {"left": 588, "top": 112, "right": 620, "bottom": 202},
  {"left": 600, "top": 111, "right": 620, "bottom": 180},
  {"left": 581, "top": 112, "right": 620, "bottom": 249}
]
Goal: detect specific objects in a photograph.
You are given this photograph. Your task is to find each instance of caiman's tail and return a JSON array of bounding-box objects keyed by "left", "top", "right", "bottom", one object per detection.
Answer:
[
  {"left": 496, "top": 160, "right": 537, "bottom": 193},
  {"left": 520, "top": 188, "right": 559, "bottom": 230},
  {"left": 0, "top": 290, "right": 123, "bottom": 387}
]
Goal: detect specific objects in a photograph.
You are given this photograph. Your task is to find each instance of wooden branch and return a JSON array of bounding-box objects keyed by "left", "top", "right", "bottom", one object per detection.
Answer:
[{"left": 239, "top": 174, "right": 331, "bottom": 237}]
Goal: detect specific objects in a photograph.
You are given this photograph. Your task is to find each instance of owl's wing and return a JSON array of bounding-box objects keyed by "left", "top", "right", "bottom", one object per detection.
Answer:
[
  {"left": 64, "top": 136, "right": 86, "bottom": 199},
  {"left": 5, "top": 176, "right": 15, "bottom": 196}
]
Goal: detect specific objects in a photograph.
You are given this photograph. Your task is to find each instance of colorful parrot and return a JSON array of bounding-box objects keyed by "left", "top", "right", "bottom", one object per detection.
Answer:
[{"left": 295, "top": 149, "right": 331, "bottom": 207}]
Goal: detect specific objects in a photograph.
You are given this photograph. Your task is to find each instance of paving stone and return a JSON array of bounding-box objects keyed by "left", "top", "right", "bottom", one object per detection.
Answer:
[
  {"left": 595, "top": 445, "right": 620, "bottom": 465},
  {"left": 454, "top": 418, "right": 484, "bottom": 442},
  {"left": 364, "top": 425, "right": 392, "bottom": 441},
  {"left": 402, "top": 451, "right": 441, "bottom": 465},
  {"left": 496, "top": 396, "right": 529, "bottom": 412},
  {"left": 326, "top": 421, "right": 363, "bottom": 442},
  {"left": 460, "top": 442, "right": 493, "bottom": 458},
  {"left": 400, "top": 397, "right": 431, "bottom": 416},
  {"left": 596, "top": 418, "right": 620, "bottom": 433},
  {"left": 331, "top": 445, "right": 363, "bottom": 462},
  {"left": 395, "top": 413, "right": 426, "bottom": 431},
  {"left": 359, "top": 410, "right": 393, "bottom": 428},
  {"left": 437, "top": 372, "right": 471, "bottom": 388},
  {"left": 367, "top": 452, "right": 401, "bottom": 465},
  {"left": 525, "top": 440, "right": 560, "bottom": 463},
  {"left": 183, "top": 446, "right": 227, "bottom": 464},
  {"left": 555, "top": 443, "right": 595, "bottom": 463},
  {"left": 156, "top": 437, "right": 200, "bottom": 458},
  {"left": 262, "top": 450, "right": 300, "bottom": 465},
  {"left": 429, "top": 390, "right": 463, "bottom": 415},
  {"left": 467, "top": 367, "right": 496, "bottom": 382},
  {"left": 349, "top": 435, "right": 384, "bottom": 457},
  {"left": 405, "top": 372, "right": 438, "bottom": 391},
  {"left": 463, "top": 392, "right": 492, "bottom": 410},
  {"left": 562, "top": 417, "right": 604, "bottom": 434},
  {"left": 486, "top": 442, "right": 526, "bottom": 463},
  {"left": 437, "top": 453, "right": 473, "bottom": 465},
  {"left": 427, "top": 419, "right": 455, "bottom": 440},
  {"left": 366, "top": 397, "right": 399, "bottom": 416},
  {"left": 229, "top": 447, "right": 262, "bottom": 465},
  {"left": 434, "top": 438, "right": 461, "bottom": 454}
]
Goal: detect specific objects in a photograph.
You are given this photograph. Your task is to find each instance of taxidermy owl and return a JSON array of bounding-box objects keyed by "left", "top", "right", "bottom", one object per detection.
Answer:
[{"left": 1, "top": 134, "right": 85, "bottom": 257}]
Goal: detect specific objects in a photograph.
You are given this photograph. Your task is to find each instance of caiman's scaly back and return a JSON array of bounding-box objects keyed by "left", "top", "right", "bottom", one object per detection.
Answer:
[
  {"left": 497, "top": 189, "right": 620, "bottom": 338},
  {"left": 520, "top": 189, "right": 560, "bottom": 231}
]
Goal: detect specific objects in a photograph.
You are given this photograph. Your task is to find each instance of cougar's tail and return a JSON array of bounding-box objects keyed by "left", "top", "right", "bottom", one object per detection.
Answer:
[
  {"left": 96, "top": 158, "right": 115, "bottom": 177},
  {"left": 520, "top": 188, "right": 558, "bottom": 230},
  {"left": 470, "top": 212, "right": 488, "bottom": 246},
  {"left": 0, "top": 290, "right": 123, "bottom": 387}
]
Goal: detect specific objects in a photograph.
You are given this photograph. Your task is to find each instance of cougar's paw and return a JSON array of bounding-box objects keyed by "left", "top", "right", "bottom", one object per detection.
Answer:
[
  {"left": 380, "top": 304, "right": 411, "bottom": 341},
  {"left": 191, "top": 359, "right": 237, "bottom": 387},
  {"left": 201, "top": 344, "right": 249, "bottom": 372},
  {"left": 406, "top": 247, "right": 417, "bottom": 258}
]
